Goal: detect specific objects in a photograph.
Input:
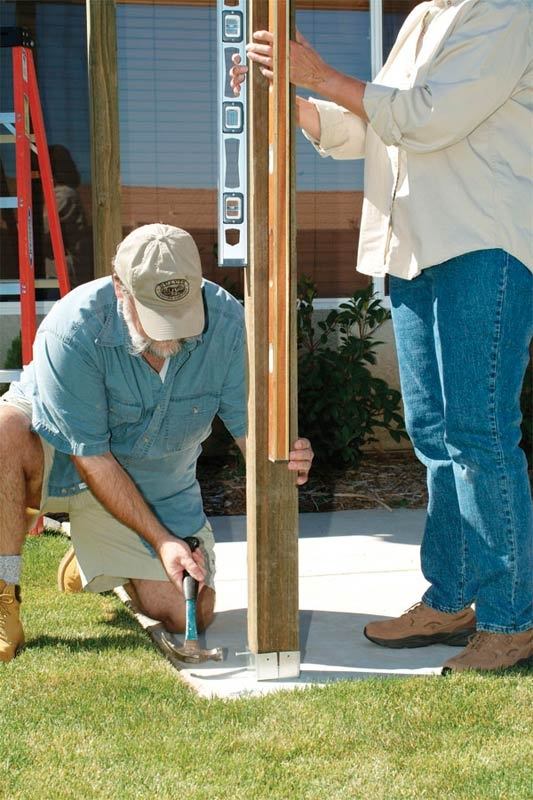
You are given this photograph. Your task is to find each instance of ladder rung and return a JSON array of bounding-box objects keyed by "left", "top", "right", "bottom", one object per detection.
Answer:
[
  {"left": 0, "top": 27, "right": 34, "bottom": 49},
  {"left": 0, "top": 197, "right": 18, "bottom": 208},
  {"left": 0, "top": 131, "right": 36, "bottom": 144},
  {"left": 0, "top": 112, "right": 15, "bottom": 125},
  {"left": 36, "top": 279, "right": 60, "bottom": 289}
]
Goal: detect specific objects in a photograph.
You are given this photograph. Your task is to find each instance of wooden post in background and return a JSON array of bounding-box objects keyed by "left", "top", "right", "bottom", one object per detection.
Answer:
[
  {"left": 245, "top": 0, "right": 299, "bottom": 677},
  {"left": 86, "top": 0, "right": 122, "bottom": 278}
]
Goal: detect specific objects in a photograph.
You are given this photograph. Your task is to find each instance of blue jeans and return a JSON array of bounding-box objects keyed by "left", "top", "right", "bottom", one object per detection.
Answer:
[{"left": 389, "top": 250, "right": 533, "bottom": 633}]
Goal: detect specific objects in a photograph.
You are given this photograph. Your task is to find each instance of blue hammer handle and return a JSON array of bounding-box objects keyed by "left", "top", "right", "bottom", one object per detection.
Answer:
[{"left": 182, "top": 536, "right": 200, "bottom": 642}]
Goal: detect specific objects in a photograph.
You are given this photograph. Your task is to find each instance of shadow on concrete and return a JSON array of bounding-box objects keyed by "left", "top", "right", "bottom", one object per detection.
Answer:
[
  {"left": 201, "top": 607, "right": 452, "bottom": 683},
  {"left": 211, "top": 509, "right": 427, "bottom": 548}
]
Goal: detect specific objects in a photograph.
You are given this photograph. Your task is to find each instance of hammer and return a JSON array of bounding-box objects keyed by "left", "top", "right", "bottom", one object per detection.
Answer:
[{"left": 161, "top": 536, "right": 224, "bottom": 664}]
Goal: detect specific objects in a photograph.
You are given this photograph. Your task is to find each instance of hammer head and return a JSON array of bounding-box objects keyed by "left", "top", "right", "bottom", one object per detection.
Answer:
[{"left": 161, "top": 632, "right": 225, "bottom": 664}]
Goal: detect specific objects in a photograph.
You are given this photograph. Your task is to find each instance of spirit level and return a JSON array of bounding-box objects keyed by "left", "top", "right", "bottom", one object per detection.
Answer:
[{"left": 217, "top": 0, "right": 247, "bottom": 267}]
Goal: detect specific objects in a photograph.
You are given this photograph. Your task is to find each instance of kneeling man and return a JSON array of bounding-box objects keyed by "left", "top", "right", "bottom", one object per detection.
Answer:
[{"left": 0, "top": 224, "right": 313, "bottom": 661}]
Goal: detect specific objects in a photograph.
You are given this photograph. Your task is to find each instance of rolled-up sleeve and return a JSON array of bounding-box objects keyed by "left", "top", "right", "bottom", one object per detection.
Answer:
[
  {"left": 217, "top": 325, "right": 247, "bottom": 440},
  {"left": 363, "top": 1, "right": 531, "bottom": 153},
  {"left": 302, "top": 98, "right": 367, "bottom": 160}
]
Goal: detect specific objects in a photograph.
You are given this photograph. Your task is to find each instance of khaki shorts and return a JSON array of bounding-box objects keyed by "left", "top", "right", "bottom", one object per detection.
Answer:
[{"left": 2, "top": 392, "right": 216, "bottom": 593}]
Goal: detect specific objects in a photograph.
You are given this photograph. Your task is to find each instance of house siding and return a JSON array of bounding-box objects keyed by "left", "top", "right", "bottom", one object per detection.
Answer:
[{"left": 1, "top": 1, "right": 411, "bottom": 297}]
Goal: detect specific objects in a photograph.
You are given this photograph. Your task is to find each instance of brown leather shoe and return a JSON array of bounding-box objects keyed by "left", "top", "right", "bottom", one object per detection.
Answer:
[
  {"left": 442, "top": 630, "right": 533, "bottom": 674},
  {"left": 0, "top": 580, "right": 25, "bottom": 662},
  {"left": 364, "top": 602, "right": 476, "bottom": 648},
  {"left": 57, "top": 546, "right": 82, "bottom": 593}
]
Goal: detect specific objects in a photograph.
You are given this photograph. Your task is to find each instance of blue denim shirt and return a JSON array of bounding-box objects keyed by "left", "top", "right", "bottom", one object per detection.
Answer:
[{"left": 11, "top": 277, "right": 246, "bottom": 537}]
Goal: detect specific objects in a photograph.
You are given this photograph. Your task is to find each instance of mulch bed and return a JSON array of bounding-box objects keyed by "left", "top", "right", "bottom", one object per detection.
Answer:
[
  {"left": 198, "top": 449, "right": 429, "bottom": 516},
  {"left": 45, "top": 447, "right": 531, "bottom": 521}
]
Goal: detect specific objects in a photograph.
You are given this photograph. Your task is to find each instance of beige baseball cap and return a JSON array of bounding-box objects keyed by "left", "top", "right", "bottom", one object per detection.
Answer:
[{"left": 114, "top": 223, "right": 204, "bottom": 340}]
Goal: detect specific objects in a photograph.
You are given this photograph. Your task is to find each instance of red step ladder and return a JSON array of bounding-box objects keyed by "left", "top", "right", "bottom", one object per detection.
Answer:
[{"left": 1, "top": 26, "right": 70, "bottom": 366}]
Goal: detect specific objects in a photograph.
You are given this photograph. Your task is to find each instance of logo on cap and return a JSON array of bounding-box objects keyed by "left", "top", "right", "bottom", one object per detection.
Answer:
[{"left": 155, "top": 279, "right": 190, "bottom": 302}]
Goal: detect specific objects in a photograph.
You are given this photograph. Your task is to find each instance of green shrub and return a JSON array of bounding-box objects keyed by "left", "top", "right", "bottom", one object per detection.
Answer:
[
  {"left": 4, "top": 332, "right": 22, "bottom": 369},
  {"left": 297, "top": 277, "right": 408, "bottom": 466},
  {"left": 0, "top": 332, "right": 22, "bottom": 396}
]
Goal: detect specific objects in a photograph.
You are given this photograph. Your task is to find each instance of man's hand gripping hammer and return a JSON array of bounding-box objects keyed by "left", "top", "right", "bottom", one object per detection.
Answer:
[{"left": 161, "top": 536, "right": 225, "bottom": 664}]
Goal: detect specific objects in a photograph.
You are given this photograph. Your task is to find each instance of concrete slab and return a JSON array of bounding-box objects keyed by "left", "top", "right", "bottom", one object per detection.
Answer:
[{"left": 123, "top": 510, "right": 460, "bottom": 698}]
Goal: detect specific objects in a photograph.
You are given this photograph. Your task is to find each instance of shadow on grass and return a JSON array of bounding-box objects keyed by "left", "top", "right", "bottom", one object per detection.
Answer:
[
  {"left": 24, "top": 631, "right": 154, "bottom": 654},
  {"left": 96, "top": 601, "right": 142, "bottom": 630},
  {"left": 25, "top": 603, "right": 157, "bottom": 655}
]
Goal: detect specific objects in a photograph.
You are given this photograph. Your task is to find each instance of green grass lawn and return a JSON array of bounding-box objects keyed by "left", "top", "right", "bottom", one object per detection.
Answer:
[{"left": 1, "top": 534, "right": 532, "bottom": 800}]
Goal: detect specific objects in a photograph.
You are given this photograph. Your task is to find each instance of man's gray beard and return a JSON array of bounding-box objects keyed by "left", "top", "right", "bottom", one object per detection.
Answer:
[
  {"left": 119, "top": 298, "right": 184, "bottom": 358},
  {"left": 146, "top": 339, "right": 184, "bottom": 358}
]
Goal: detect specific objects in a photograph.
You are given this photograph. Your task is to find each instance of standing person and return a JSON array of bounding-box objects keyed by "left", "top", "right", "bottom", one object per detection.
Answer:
[
  {"left": 0, "top": 223, "right": 314, "bottom": 662},
  {"left": 44, "top": 144, "right": 93, "bottom": 288},
  {"left": 233, "top": 0, "right": 533, "bottom": 673}
]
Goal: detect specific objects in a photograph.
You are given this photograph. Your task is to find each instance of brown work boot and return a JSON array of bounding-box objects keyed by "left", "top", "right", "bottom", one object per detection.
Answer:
[
  {"left": 57, "top": 546, "right": 82, "bottom": 593},
  {"left": 0, "top": 580, "right": 25, "bottom": 662},
  {"left": 364, "top": 602, "right": 476, "bottom": 648},
  {"left": 442, "top": 630, "right": 533, "bottom": 674}
]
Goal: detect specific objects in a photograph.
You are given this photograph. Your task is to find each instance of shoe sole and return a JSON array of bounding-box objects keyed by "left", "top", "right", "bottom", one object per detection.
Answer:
[
  {"left": 57, "top": 548, "right": 75, "bottom": 592},
  {"left": 442, "top": 655, "right": 533, "bottom": 675},
  {"left": 363, "top": 628, "right": 475, "bottom": 649}
]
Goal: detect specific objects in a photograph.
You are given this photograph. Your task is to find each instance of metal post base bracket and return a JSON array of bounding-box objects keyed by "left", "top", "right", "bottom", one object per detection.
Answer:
[{"left": 238, "top": 650, "right": 301, "bottom": 681}]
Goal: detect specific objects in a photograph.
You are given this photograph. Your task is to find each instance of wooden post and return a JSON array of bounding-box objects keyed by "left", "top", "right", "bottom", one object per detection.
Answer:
[
  {"left": 86, "top": 0, "right": 122, "bottom": 278},
  {"left": 268, "top": 0, "right": 291, "bottom": 461},
  {"left": 245, "top": 0, "right": 299, "bottom": 676}
]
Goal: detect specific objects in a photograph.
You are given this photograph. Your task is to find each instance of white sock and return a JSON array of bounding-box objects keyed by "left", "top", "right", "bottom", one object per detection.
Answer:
[{"left": 0, "top": 555, "right": 22, "bottom": 585}]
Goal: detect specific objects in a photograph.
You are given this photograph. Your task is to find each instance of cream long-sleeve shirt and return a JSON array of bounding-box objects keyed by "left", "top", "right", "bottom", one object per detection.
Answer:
[{"left": 305, "top": 0, "right": 532, "bottom": 279}]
